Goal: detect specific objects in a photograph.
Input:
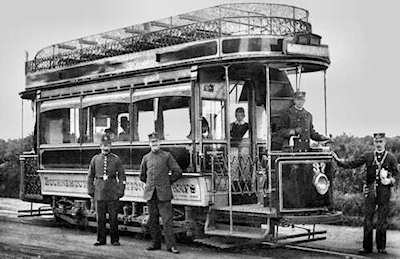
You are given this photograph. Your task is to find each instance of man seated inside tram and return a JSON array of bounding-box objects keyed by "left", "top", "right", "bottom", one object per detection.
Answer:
[
  {"left": 118, "top": 117, "right": 130, "bottom": 141},
  {"left": 278, "top": 90, "right": 330, "bottom": 152},
  {"left": 230, "top": 107, "right": 249, "bottom": 143},
  {"left": 104, "top": 128, "right": 117, "bottom": 141}
]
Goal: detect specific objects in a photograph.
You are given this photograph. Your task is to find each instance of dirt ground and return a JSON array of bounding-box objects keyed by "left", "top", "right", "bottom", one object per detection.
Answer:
[{"left": 1, "top": 198, "right": 400, "bottom": 258}]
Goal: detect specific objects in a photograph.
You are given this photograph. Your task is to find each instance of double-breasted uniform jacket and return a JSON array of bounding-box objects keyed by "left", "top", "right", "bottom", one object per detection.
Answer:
[
  {"left": 279, "top": 106, "right": 328, "bottom": 151},
  {"left": 140, "top": 150, "right": 182, "bottom": 201},
  {"left": 336, "top": 151, "right": 398, "bottom": 202},
  {"left": 87, "top": 153, "right": 126, "bottom": 201}
]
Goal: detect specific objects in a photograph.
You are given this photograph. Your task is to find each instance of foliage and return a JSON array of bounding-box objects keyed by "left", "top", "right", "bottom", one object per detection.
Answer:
[{"left": 0, "top": 135, "right": 33, "bottom": 198}]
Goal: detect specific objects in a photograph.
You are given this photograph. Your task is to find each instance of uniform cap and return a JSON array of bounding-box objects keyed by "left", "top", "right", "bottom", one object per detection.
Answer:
[
  {"left": 101, "top": 134, "right": 112, "bottom": 144},
  {"left": 294, "top": 91, "right": 306, "bottom": 100},
  {"left": 373, "top": 132, "right": 385, "bottom": 139},
  {"left": 148, "top": 132, "right": 160, "bottom": 140}
]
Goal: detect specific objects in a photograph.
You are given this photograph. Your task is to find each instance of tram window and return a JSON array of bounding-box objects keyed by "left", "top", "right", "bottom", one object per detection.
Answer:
[
  {"left": 160, "top": 96, "right": 190, "bottom": 141},
  {"left": 82, "top": 103, "right": 129, "bottom": 143},
  {"left": 39, "top": 108, "right": 80, "bottom": 144},
  {"left": 137, "top": 99, "right": 155, "bottom": 141},
  {"left": 134, "top": 96, "right": 191, "bottom": 141},
  {"left": 202, "top": 100, "right": 225, "bottom": 140}
]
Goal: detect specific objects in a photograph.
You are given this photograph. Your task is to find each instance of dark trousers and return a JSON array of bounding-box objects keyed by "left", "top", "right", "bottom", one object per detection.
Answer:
[
  {"left": 96, "top": 200, "right": 119, "bottom": 244},
  {"left": 147, "top": 191, "right": 176, "bottom": 249},
  {"left": 363, "top": 185, "right": 390, "bottom": 251}
]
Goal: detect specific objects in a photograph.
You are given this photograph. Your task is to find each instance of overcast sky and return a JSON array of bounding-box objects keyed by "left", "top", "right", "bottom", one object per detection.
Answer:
[{"left": 1, "top": 0, "right": 399, "bottom": 139}]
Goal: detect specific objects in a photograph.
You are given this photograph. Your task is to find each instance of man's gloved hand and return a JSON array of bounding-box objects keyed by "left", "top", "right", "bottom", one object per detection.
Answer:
[
  {"left": 289, "top": 127, "right": 302, "bottom": 136},
  {"left": 294, "top": 127, "right": 302, "bottom": 134},
  {"left": 332, "top": 152, "right": 344, "bottom": 164}
]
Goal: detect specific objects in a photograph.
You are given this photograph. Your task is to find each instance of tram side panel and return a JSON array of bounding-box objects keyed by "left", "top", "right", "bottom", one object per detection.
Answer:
[{"left": 20, "top": 146, "right": 212, "bottom": 207}]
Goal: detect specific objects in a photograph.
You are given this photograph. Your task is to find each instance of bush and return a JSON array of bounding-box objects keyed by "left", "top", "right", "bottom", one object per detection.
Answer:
[
  {"left": 0, "top": 135, "right": 33, "bottom": 198},
  {"left": 333, "top": 190, "right": 400, "bottom": 229}
]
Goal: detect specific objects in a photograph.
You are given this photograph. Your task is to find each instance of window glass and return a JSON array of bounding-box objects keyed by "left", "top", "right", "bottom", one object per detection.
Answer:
[
  {"left": 134, "top": 96, "right": 191, "bottom": 141},
  {"left": 82, "top": 103, "right": 129, "bottom": 143},
  {"left": 202, "top": 100, "right": 225, "bottom": 140},
  {"left": 40, "top": 108, "right": 80, "bottom": 144},
  {"left": 161, "top": 96, "right": 191, "bottom": 141},
  {"left": 136, "top": 99, "right": 155, "bottom": 141}
]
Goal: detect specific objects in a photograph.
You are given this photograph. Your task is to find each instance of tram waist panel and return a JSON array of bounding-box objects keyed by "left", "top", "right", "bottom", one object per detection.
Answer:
[{"left": 273, "top": 153, "right": 333, "bottom": 213}]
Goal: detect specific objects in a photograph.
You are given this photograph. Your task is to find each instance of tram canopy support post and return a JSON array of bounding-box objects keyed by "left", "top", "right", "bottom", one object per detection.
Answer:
[
  {"left": 21, "top": 99, "right": 24, "bottom": 145},
  {"left": 265, "top": 65, "right": 272, "bottom": 207},
  {"left": 224, "top": 65, "right": 233, "bottom": 234},
  {"left": 296, "top": 65, "right": 302, "bottom": 91},
  {"left": 323, "top": 69, "right": 328, "bottom": 136}
]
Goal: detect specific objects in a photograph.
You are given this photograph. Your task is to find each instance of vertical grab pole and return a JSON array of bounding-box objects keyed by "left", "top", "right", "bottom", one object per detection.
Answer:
[
  {"left": 323, "top": 70, "right": 328, "bottom": 136},
  {"left": 265, "top": 65, "right": 272, "bottom": 207},
  {"left": 224, "top": 65, "right": 232, "bottom": 233},
  {"left": 21, "top": 99, "right": 24, "bottom": 145}
]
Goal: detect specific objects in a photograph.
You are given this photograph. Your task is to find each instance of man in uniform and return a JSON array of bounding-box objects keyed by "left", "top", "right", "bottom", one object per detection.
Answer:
[
  {"left": 278, "top": 90, "right": 330, "bottom": 151},
  {"left": 87, "top": 134, "right": 126, "bottom": 246},
  {"left": 333, "top": 133, "right": 398, "bottom": 254},
  {"left": 140, "top": 132, "right": 182, "bottom": 254}
]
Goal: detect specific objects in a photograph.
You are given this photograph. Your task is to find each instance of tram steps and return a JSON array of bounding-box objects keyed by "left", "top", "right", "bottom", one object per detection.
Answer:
[
  {"left": 204, "top": 204, "right": 272, "bottom": 240},
  {"left": 212, "top": 204, "right": 277, "bottom": 216},
  {"left": 205, "top": 223, "right": 269, "bottom": 240}
]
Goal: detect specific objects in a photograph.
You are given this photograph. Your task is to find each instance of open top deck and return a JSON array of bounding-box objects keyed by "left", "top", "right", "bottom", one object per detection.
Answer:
[{"left": 27, "top": 3, "right": 311, "bottom": 73}]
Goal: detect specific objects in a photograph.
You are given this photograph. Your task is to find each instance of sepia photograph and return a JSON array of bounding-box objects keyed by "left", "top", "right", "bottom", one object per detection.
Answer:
[{"left": 1, "top": 0, "right": 400, "bottom": 258}]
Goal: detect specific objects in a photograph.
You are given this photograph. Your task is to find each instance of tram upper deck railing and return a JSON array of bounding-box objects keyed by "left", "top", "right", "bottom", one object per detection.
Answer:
[{"left": 26, "top": 3, "right": 311, "bottom": 74}]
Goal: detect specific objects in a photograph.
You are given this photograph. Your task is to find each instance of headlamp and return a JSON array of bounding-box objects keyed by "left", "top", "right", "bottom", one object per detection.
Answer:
[{"left": 313, "top": 172, "right": 330, "bottom": 195}]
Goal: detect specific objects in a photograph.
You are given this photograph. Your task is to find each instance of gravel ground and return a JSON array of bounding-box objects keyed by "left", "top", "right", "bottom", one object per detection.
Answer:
[{"left": 1, "top": 198, "right": 399, "bottom": 258}]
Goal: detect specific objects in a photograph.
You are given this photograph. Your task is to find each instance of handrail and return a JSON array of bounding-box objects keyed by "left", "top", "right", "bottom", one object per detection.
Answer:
[{"left": 26, "top": 3, "right": 312, "bottom": 73}]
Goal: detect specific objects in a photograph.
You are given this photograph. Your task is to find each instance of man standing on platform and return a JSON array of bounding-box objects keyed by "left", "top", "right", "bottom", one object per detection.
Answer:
[
  {"left": 140, "top": 132, "right": 182, "bottom": 254},
  {"left": 87, "top": 134, "right": 126, "bottom": 246},
  {"left": 333, "top": 132, "right": 398, "bottom": 254},
  {"left": 278, "top": 90, "right": 330, "bottom": 151}
]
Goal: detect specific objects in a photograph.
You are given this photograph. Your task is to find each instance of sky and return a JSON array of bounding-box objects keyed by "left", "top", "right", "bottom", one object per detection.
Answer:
[{"left": 1, "top": 0, "right": 400, "bottom": 140}]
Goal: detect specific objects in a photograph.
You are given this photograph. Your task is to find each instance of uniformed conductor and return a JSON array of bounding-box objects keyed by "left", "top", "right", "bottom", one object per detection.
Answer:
[
  {"left": 333, "top": 133, "right": 398, "bottom": 254},
  {"left": 140, "top": 132, "right": 182, "bottom": 254},
  {"left": 278, "top": 90, "right": 330, "bottom": 151},
  {"left": 87, "top": 134, "right": 126, "bottom": 246}
]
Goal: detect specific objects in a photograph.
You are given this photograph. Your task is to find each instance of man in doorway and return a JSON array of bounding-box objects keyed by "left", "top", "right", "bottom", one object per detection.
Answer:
[
  {"left": 140, "top": 132, "right": 182, "bottom": 254},
  {"left": 87, "top": 133, "right": 126, "bottom": 246},
  {"left": 278, "top": 90, "right": 330, "bottom": 151},
  {"left": 333, "top": 133, "right": 398, "bottom": 254},
  {"left": 230, "top": 107, "right": 249, "bottom": 142}
]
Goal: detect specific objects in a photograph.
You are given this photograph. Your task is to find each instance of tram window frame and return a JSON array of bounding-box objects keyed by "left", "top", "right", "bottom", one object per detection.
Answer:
[
  {"left": 201, "top": 99, "right": 226, "bottom": 141},
  {"left": 39, "top": 107, "right": 80, "bottom": 145},
  {"left": 228, "top": 81, "right": 250, "bottom": 142},
  {"left": 134, "top": 96, "right": 192, "bottom": 142},
  {"left": 82, "top": 103, "right": 130, "bottom": 144}
]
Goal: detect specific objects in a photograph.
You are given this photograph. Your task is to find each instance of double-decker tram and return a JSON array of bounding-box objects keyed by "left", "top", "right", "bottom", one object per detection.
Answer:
[{"left": 20, "top": 3, "right": 341, "bottom": 245}]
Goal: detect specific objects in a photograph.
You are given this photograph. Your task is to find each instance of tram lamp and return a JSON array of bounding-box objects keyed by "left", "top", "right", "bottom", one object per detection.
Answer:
[{"left": 313, "top": 171, "right": 330, "bottom": 195}]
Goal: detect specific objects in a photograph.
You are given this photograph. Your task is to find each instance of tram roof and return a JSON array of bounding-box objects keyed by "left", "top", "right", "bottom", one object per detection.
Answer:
[{"left": 27, "top": 3, "right": 311, "bottom": 74}]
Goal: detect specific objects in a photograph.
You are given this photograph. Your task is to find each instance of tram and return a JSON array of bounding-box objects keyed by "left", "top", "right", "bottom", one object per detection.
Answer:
[{"left": 19, "top": 3, "right": 341, "bottom": 245}]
